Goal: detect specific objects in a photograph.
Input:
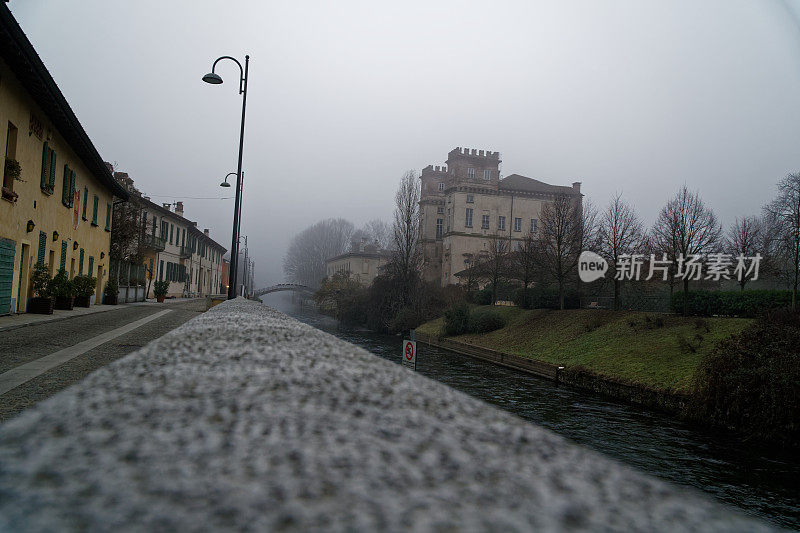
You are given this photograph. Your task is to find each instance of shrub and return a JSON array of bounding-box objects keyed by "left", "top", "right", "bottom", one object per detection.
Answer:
[
  {"left": 468, "top": 289, "right": 493, "bottom": 305},
  {"left": 443, "top": 303, "right": 471, "bottom": 336},
  {"left": 49, "top": 269, "right": 74, "bottom": 298},
  {"left": 467, "top": 308, "right": 506, "bottom": 334},
  {"left": 688, "top": 308, "right": 800, "bottom": 447},
  {"left": 153, "top": 280, "right": 169, "bottom": 297},
  {"left": 105, "top": 278, "right": 119, "bottom": 296},
  {"left": 389, "top": 308, "right": 420, "bottom": 333},
  {"left": 30, "top": 262, "right": 51, "bottom": 298},
  {"left": 671, "top": 290, "right": 792, "bottom": 317},
  {"left": 73, "top": 275, "right": 97, "bottom": 298},
  {"left": 513, "top": 286, "right": 580, "bottom": 309}
]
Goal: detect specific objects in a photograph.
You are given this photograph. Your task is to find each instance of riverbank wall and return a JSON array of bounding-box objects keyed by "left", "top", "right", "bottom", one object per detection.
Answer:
[{"left": 414, "top": 331, "right": 688, "bottom": 415}]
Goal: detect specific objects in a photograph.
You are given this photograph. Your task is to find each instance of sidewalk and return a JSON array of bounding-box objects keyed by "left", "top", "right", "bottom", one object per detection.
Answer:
[{"left": 0, "top": 298, "right": 204, "bottom": 333}]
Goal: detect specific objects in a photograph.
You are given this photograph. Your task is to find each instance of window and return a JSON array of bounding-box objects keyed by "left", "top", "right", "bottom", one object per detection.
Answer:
[
  {"left": 82, "top": 187, "right": 88, "bottom": 219},
  {"left": 437, "top": 206, "right": 444, "bottom": 214},
  {"left": 152, "top": 216, "right": 157, "bottom": 236},
  {"left": 481, "top": 214, "right": 490, "bottom": 229},
  {"left": 37, "top": 231, "right": 47, "bottom": 265},
  {"left": 438, "top": 182, "right": 444, "bottom": 191},
  {"left": 465, "top": 208, "right": 473, "bottom": 228},
  {"left": 169, "top": 224, "right": 174, "bottom": 244},
  {"left": 59, "top": 241, "right": 67, "bottom": 271},
  {"left": 91, "top": 195, "right": 99, "bottom": 225},
  {"left": 105, "top": 203, "right": 112, "bottom": 231},
  {"left": 436, "top": 218, "right": 443, "bottom": 239},
  {"left": 181, "top": 229, "right": 186, "bottom": 247},
  {"left": 159, "top": 260, "right": 164, "bottom": 281},
  {"left": 61, "top": 165, "right": 70, "bottom": 206},
  {"left": 530, "top": 218, "right": 538, "bottom": 233},
  {"left": 514, "top": 217, "right": 522, "bottom": 232},
  {"left": 498, "top": 216, "right": 506, "bottom": 230},
  {"left": 40, "top": 142, "right": 53, "bottom": 193},
  {"left": 467, "top": 168, "right": 475, "bottom": 179},
  {"left": 2, "top": 121, "right": 18, "bottom": 191},
  {"left": 483, "top": 169, "right": 491, "bottom": 180},
  {"left": 466, "top": 194, "right": 474, "bottom": 203},
  {"left": 87, "top": 256, "right": 94, "bottom": 276},
  {"left": 78, "top": 249, "right": 84, "bottom": 275},
  {"left": 69, "top": 171, "right": 76, "bottom": 207},
  {"left": 161, "top": 220, "right": 168, "bottom": 238}
]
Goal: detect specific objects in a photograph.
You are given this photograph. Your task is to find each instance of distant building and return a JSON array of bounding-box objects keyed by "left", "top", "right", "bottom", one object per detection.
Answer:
[
  {"left": 325, "top": 239, "right": 391, "bottom": 286},
  {"left": 0, "top": 5, "right": 129, "bottom": 314},
  {"left": 419, "top": 147, "right": 582, "bottom": 286}
]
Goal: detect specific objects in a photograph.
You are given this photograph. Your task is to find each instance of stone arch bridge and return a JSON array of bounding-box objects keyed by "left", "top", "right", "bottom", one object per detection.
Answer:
[{"left": 253, "top": 284, "right": 314, "bottom": 298}]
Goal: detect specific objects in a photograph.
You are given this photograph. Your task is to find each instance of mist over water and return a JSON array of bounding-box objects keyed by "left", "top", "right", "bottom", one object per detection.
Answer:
[{"left": 262, "top": 292, "right": 800, "bottom": 529}]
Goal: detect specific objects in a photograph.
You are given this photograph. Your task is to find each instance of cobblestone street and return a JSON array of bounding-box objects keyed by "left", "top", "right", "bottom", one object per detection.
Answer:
[{"left": 0, "top": 299, "right": 207, "bottom": 421}]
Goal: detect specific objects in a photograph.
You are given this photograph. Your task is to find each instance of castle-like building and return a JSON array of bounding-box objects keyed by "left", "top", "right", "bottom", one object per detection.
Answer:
[{"left": 419, "top": 147, "right": 582, "bottom": 286}]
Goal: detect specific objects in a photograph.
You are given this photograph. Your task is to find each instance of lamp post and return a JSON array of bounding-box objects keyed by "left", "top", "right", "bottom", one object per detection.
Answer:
[
  {"left": 219, "top": 170, "right": 245, "bottom": 296},
  {"left": 203, "top": 54, "right": 249, "bottom": 300}
]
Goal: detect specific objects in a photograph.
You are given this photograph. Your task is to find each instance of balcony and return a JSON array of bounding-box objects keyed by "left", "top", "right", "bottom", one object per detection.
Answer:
[
  {"left": 179, "top": 245, "right": 192, "bottom": 259},
  {"left": 143, "top": 234, "right": 166, "bottom": 252}
]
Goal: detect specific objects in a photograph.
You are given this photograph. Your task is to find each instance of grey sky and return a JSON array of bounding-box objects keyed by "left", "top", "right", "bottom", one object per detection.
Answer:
[{"left": 9, "top": 0, "right": 800, "bottom": 287}]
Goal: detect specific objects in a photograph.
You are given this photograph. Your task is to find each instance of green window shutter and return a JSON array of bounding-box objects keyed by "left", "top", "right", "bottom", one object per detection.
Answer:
[
  {"left": 59, "top": 241, "right": 67, "bottom": 271},
  {"left": 169, "top": 225, "right": 173, "bottom": 244},
  {"left": 49, "top": 150, "right": 56, "bottom": 188},
  {"left": 82, "top": 187, "right": 88, "bottom": 219},
  {"left": 78, "top": 249, "right": 84, "bottom": 275},
  {"left": 69, "top": 171, "right": 76, "bottom": 207},
  {"left": 92, "top": 195, "right": 98, "bottom": 224},
  {"left": 37, "top": 231, "right": 47, "bottom": 265},
  {"left": 88, "top": 256, "right": 94, "bottom": 276},
  {"left": 40, "top": 142, "right": 49, "bottom": 189},
  {"left": 62, "top": 165, "right": 70, "bottom": 206},
  {"left": 105, "top": 203, "right": 111, "bottom": 230}
]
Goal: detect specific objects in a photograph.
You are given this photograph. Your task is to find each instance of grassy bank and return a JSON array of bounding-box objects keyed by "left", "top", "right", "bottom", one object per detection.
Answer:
[{"left": 416, "top": 307, "right": 751, "bottom": 394}]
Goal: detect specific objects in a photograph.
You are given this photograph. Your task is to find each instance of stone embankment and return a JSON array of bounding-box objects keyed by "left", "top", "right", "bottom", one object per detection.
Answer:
[{"left": 0, "top": 299, "right": 774, "bottom": 531}]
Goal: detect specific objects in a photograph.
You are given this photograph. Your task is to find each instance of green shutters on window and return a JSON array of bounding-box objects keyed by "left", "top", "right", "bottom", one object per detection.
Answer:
[
  {"left": 82, "top": 187, "right": 88, "bottom": 219},
  {"left": 40, "top": 142, "right": 49, "bottom": 189},
  {"left": 105, "top": 203, "right": 111, "bottom": 230},
  {"left": 37, "top": 231, "right": 47, "bottom": 265},
  {"left": 69, "top": 170, "right": 76, "bottom": 207},
  {"left": 88, "top": 256, "right": 94, "bottom": 276},
  {"left": 62, "top": 165, "right": 70, "bottom": 206},
  {"left": 92, "top": 195, "right": 98, "bottom": 225},
  {"left": 59, "top": 241, "right": 67, "bottom": 271},
  {"left": 78, "top": 249, "right": 84, "bottom": 275},
  {"left": 49, "top": 150, "right": 56, "bottom": 189},
  {"left": 169, "top": 224, "right": 173, "bottom": 244}
]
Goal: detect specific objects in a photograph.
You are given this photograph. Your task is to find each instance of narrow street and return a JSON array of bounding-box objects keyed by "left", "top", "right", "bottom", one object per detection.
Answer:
[{"left": 0, "top": 299, "right": 206, "bottom": 421}]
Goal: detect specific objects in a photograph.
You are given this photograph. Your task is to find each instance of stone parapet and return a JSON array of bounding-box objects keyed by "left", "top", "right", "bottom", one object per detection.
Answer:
[{"left": 0, "top": 299, "right": 775, "bottom": 531}]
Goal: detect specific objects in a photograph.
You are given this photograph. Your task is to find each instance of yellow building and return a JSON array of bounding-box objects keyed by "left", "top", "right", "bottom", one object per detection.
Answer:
[
  {"left": 325, "top": 240, "right": 390, "bottom": 286},
  {"left": 0, "top": 5, "right": 129, "bottom": 314}
]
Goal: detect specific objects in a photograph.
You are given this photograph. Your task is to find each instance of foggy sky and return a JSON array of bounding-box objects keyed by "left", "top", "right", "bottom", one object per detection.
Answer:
[{"left": 9, "top": 0, "right": 800, "bottom": 287}]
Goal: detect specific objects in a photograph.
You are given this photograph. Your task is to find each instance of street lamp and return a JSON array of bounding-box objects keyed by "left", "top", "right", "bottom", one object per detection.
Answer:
[
  {"left": 203, "top": 54, "right": 249, "bottom": 300},
  {"left": 219, "top": 172, "right": 236, "bottom": 188}
]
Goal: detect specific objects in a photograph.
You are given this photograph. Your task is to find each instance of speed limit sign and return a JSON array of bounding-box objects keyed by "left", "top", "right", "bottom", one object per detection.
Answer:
[{"left": 402, "top": 339, "right": 417, "bottom": 370}]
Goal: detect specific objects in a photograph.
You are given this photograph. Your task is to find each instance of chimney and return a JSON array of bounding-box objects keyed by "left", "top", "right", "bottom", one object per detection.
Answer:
[
  {"left": 175, "top": 201, "right": 184, "bottom": 216},
  {"left": 162, "top": 203, "right": 171, "bottom": 211},
  {"left": 204, "top": 229, "right": 210, "bottom": 237},
  {"left": 572, "top": 182, "right": 581, "bottom": 193}
]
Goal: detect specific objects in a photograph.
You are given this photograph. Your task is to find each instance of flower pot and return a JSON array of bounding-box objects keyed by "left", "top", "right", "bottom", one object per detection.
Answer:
[
  {"left": 54, "top": 296, "right": 75, "bottom": 310},
  {"left": 103, "top": 294, "right": 118, "bottom": 305},
  {"left": 28, "top": 296, "right": 54, "bottom": 315},
  {"left": 74, "top": 295, "right": 92, "bottom": 308},
  {"left": 156, "top": 295, "right": 165, "bottom": 303}
]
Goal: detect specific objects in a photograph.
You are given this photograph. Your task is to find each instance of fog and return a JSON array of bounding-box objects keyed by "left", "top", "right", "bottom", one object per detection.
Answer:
[{"left": 10, "top": 0, "right": 800, "bottom": 288}]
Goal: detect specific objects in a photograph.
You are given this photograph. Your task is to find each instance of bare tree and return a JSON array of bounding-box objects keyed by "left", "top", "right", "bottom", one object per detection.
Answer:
[
  {"left": 362, "top": 218, "right": 392, "bottom": 250},
  {"left": 283, "top": 218, "right": 355, "bottom": 288},
  {"left": 484, "top": 232, "right": 509, "bottom": 305},
  {"left": 764, "top": 172, "right": 800, "bottom": 311},
  {"left": 537, "top": 194, "right": 596, "bottom": 310},
  {"left": 512, "top": 233, "right": 540, "bottom": 292},
  {"left": 651, "top": 185, "right": 721, "bottom": 315},
  {"left": 598, "top": 192, "right": 644, "bottom": 310},
  {"left": 387, "top": 170, "right": 422, "bottom": 303},
  {"left": 725, "top": 216, "right": 763, "bottom": 291}
]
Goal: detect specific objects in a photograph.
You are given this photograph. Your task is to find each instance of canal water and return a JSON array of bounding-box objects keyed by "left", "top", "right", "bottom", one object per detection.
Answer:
[{"left": 262, "top": 294, "right": 800, "bottom": 530}]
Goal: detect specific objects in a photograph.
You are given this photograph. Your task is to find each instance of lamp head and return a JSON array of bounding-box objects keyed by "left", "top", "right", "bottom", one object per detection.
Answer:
[
  {"left": 202, "top": 72, "right": 223, "bottom": 84},
  {"left": 220, "top": 180, "right": 231, "bottom": 188}
]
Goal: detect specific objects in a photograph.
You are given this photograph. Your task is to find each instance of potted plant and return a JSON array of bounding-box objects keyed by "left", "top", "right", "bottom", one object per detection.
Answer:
[
  {"left": 50, "top": 269, "right": 75, "bottom": 310},
  {"left": 1, "top": 158, "right": 21, "bottom": 203},
  {"left": 28, "top": 262, "right": 53, "bottom": 314},
  {"left": 73, "top": 275, "right": 97, "bottom": 307},
  {"left": 104, "top": 278, "right": 119, "bottom": 305},
  {"left": 153, "top": 280, "right": 169, "bottom": 303}
]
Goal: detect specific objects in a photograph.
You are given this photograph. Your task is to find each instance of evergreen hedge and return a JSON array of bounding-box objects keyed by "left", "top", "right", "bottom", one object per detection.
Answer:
[{"left": 670, "top": 290, "right": 792, "bottom": 317}]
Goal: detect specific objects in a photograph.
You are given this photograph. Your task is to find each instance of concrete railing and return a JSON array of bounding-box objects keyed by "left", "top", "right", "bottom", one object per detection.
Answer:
[{"left": 0, "top": 299, "right": 775, "bottom": 531}]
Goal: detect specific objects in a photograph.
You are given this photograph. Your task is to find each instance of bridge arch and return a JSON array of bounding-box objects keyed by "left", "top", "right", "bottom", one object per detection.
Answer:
[{"left": 253, "top": 284, "right": 314, "bottom": 298}]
